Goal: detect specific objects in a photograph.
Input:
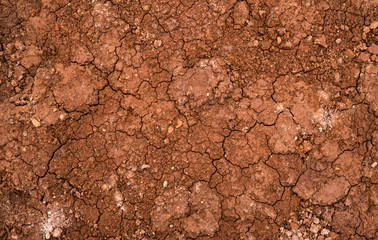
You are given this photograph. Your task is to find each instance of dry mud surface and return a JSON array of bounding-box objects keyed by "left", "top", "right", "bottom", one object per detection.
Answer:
[{"left": 0, "top": 0, "right": 377, "bottom": 239}]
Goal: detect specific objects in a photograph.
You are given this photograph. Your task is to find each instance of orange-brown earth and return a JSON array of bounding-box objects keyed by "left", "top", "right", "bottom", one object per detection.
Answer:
[{"left": 0, "top": 0, "right": 377, "bottom": 239}]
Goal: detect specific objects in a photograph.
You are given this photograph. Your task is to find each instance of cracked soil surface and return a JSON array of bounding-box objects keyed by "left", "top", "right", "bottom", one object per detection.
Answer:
[{"left": 0, "top": 0, "right": 377, "bottom": 239}]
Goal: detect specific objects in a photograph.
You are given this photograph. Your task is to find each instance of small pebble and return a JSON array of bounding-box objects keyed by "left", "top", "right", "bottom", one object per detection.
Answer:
[
  {"left": 315, "top": 35, "right": 328, "bottom": 48},
  {"left": 305, "top": 0, "right": 311, "bottom": 8},
  {"left": 363, "top": 26, "right": 371, "bottom": 33},
  {"left": 108, "top": 45, "right": 116, "bottom": 53},
  {"left": 168, "top": 126, "right": 174, "bottom": 133},
  {"left": 52, "top": 228, "right": 62, "bottom": 238},
  {"left": 371, "top": 162, "right": 377, "bottom": 168},
  {"left": 163, "top": 180, "right": 168, "bottom": 188},
  {"left": 176, "top": 119, "right": 183, "bottom": 128},
  {"left": 335, "top": 38, "right": 341, "bottom": 44},
  {"left": 141, "top": 164, "right": 150, "bottom": 169},
  {"left": 370, "top": 21, "right": 378, "bottom": 30},
  {"left": 321, "top": 228, "right": 330, "bottom": 235},
  {"left": 31, "top": 118, "right": 41, "bottom": 127},
  {"left": 142, "top": 4, "right": 150, "bottom": 11},
  {"left": 310, "top": 223, "right": 320, "bottom": 233},
  {"left": 277, "top": 36, "right": 282, "bottom": 44},
  {"left": 154, "top": 40, "right": 162, "bottom": 48},
  {"left": 286, "top": 231, "right": 293, "bottom": 237}
]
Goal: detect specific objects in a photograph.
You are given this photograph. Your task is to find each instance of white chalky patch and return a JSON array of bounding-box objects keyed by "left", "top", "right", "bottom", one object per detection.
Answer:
[
  {"left": 40, "top": 205, "right": 70, "bottom": 239},
  {"left": 313, "top": 108, "right": 334, "bottom": 131}
]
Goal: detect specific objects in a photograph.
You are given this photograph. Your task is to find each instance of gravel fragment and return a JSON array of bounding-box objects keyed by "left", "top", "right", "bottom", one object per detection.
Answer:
[{"left": 31, "top": 118, "right": 41, "bottom": 127}]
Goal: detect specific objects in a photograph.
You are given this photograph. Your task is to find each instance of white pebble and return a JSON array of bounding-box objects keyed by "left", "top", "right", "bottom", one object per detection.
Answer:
[
  {"left": 52, "top": 228, "right": 62, "bottom": 238},
  {"left": 321, "top": 228, "right": 330, "bottom": 235},
  {"left": 141, "top": 164, "right": 150, "bottom": 169},
  {"left": 163, "top": 180, "right": 168, "bottom": 188}
]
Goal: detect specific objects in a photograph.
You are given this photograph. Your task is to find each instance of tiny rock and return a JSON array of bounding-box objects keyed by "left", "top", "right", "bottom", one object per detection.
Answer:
[
  {"left": 31, "top": 118, "right": 41, "bottom": 127},
  {"left": 371, "top": 162, "right": 377, "bottom": 168},
  {"left": 315, "top": 35, "right": 327, "bottom": 48},
  {"left": 335, "top": 38, "right": 341, "bottom": 44},
  {"left": 52, "top": 228, "right": 63, "bottom": 238},
  {"left": 358, "top": 52, "right": 370, "bottom": 62},
  {"left": 108, "top": 45, "right": 116, "bottom": 53},
  {"left": 176, "top": 119, "right": 183, "bottom": 128},
  {"left": 363, "top": 26, "right": 371, "bottom": 33},
  {"left": 334, "top": 72, "right": 340, "bottom": 82},
  {"left": 142, "top": 4, "right": 150, "bottom": 11},
  {"left": 141, "top": 164, "right": 150, "bottom": 169},
  {"left": 321, "top": 228, "right": 330, "bottom": 235},
  {"left": 154, "top": 40, "right": 162, "bottom": 48},
  {"left": 340, "top": 24, "right": 349, "bottom": 31},
  {"left": 277, "top": 36, "right": 282, "bottom": 44},
  {"left": 310, "top": 223, "right": 321, "bottom": 233},
  {"left": 367, "top": 43, "right": 378, "bottom": 55},
  {"left": 168, "top": 126, "right": 174, "bottom": 133},
  {"left": 305, "top": 0, "right": 311, "bottom": 8},
  {"left": 163, "top": 180, "right": 168, "bottom": 188},
  {"left": 369, "top": 21, "right": 378, "bottom": 30}
]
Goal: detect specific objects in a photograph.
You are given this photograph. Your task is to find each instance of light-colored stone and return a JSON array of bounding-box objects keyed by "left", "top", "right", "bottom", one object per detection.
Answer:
[
  {"left": 141, "top": 164, "right": 150, "bottom": 169},
  {"left": 108, "top": 45, "right": 116, "bottom": 53},
  {"left": 52, "top": 228, "right": 62, "bottom": 238},
  {"left": 142, "top": 5, "right": 150, "bottom": 11},
  {"left": 321, "top": 228, "right": 330, "bottom": 235},
  {"left": 369, "top": 21, "right": 378, "bottom": 30},
  {"left": 176, "top": 119, "right": 183, "bottom": 128},
  {"left": 277, "top": 36, "right": 282, "bottom": 44},
  {"left": 31, "top": 118, "right": 41, "bottom": 127}
]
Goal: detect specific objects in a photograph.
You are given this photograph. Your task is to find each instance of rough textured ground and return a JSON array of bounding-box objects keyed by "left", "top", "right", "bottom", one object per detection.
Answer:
[{"left": 0, "top": 0, "right": 377, "bottom": 239}]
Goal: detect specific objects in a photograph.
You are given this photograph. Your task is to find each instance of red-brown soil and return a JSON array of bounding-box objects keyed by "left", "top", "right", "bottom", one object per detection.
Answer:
[{"left": 0, "top": 0, "right": 377, "bottom": 239}]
